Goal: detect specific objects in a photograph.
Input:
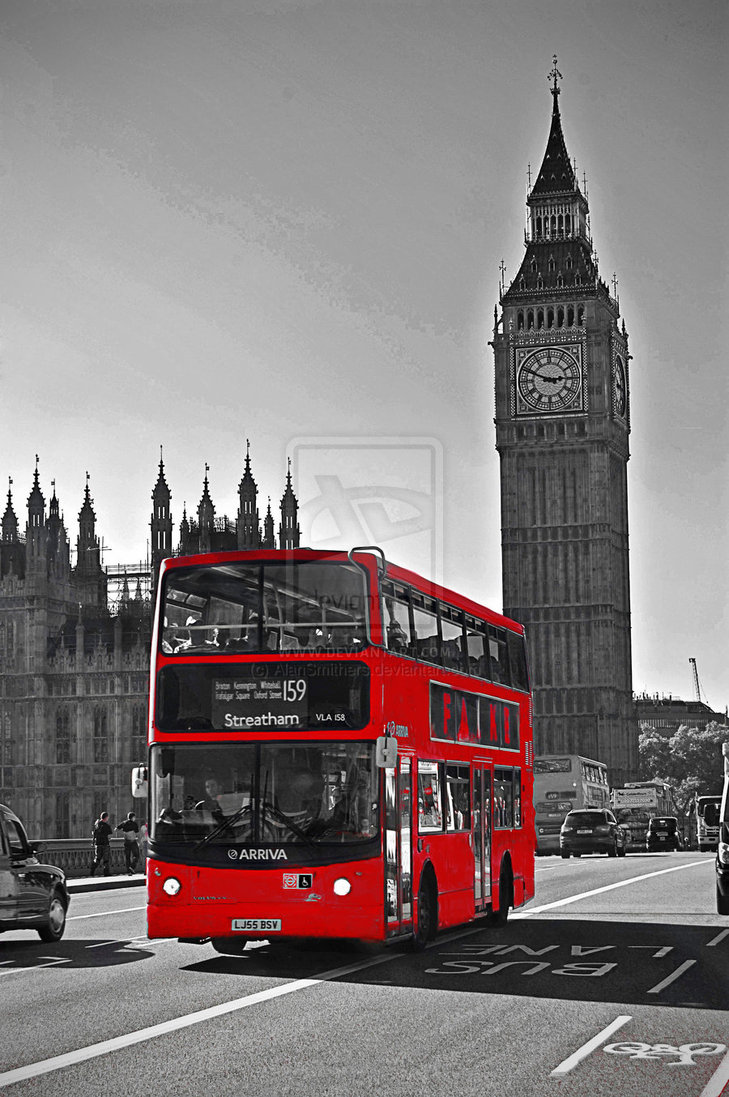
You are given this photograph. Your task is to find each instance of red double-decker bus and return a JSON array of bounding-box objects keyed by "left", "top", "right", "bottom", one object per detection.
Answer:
[{"left": 141, "top": 547, "right": 534, "bottom": 951}]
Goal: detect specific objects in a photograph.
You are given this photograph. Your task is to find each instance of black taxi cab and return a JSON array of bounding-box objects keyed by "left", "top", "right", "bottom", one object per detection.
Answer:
[{"left": 0, "top": 804, "right": 70, "bottom": 941}]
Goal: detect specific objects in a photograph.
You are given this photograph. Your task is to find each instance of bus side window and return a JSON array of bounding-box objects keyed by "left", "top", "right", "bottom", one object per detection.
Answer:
[
  {"left": 465, "top": 617, "right": 489, "bottom": 679},
  {"left": 412, "top": 595, "right": 440, "bottom": 665},
  {"left": 494, "top": 767, "right": 513, "bottom": 828},
  {"left": 446, "top": 765, "right": 470, "bottom": 831},
  {"left": 441, "top": 606, "right": 466, "bottom": 673},
  {"left": 488, "top": 627, "right": 510, "bottom": 686},
  {"left": 418, "top": 761, "right": 443, "bottom": 833},
  {"left": 383, "top": 583, "right": 413, "bottom": 656}
]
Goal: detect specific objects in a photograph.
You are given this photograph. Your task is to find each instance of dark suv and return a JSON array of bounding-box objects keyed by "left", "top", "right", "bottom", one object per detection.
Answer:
[
  {"left": 646, "top": 816, "right": 682, "bottom": 853},
  {"left": 0, "top": 804, "right": 70, "bottom": 941},
  {"left": 560, "top": 808, "right": 628, "bottom": 858}
]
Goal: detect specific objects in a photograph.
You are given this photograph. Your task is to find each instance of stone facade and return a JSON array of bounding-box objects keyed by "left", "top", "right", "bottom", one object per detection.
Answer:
[{"left": 0, "top": 450, "right": 299, "bottom": 837}]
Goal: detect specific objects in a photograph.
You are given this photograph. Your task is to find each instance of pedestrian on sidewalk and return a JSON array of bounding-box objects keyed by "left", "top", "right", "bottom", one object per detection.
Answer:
[
  {"left": 90, "top": 811, "right": 113, "bottom": 876},
  {"left": 116, "top": 811, "right": 141, "bottom": 874}
]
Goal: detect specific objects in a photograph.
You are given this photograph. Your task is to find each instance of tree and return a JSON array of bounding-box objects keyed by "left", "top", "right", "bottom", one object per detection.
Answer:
[{"left": 638, "top": 721, "right": 729, "bottom": 814}]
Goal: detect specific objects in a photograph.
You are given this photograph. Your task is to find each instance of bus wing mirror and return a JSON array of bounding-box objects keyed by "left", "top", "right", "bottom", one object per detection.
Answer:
[
  {"left": 375, "top": 736, "right": 397, "bottom": 768},
  {"left": 131, "top": 765, "right": 149, "bottom": 798}
]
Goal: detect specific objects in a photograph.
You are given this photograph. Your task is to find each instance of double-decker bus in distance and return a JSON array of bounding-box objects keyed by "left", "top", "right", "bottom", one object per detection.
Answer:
[
  {"left": 716, "top": 743, "right": 729, "bottom": 914},
  {"left": 691, "top": 794, "right": 722, "bottom": 852},
  {"left": 142, "top": 547, "right": 534, "bottom": 952},
  {"left": 613, "top": 781, "right": 678, "bottom": 851},
  {"left": 533, "top": 755, "right": 609, "bottom": 855}
]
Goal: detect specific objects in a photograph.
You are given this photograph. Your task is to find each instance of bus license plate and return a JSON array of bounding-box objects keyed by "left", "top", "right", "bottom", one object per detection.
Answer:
[{"left": 231, "top": 918, "right": 282, "bottom": 932}]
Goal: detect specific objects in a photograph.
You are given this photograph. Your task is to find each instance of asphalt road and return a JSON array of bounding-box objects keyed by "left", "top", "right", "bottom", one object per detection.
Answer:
[{"left": 1, "top": 852, "right": 727, "bottom": 1097}]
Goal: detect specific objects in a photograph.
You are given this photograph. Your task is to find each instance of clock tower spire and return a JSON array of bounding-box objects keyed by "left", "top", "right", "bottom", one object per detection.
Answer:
[{"left": 491, "top": 61, "right": 635, "bottom": 787}]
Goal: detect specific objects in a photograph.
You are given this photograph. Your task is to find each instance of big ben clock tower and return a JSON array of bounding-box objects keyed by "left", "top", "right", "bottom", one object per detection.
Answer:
[{"left": 492, "top": 59, "right": 636, "bottom": 786}]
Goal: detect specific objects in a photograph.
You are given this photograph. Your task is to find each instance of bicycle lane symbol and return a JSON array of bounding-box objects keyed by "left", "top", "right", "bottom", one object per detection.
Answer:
[{"left": 552, "top": 1020, "right": 729, "bottom": 1093}]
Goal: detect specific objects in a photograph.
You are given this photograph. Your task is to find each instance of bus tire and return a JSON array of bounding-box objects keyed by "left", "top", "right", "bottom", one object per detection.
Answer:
[
  {"left": 717, "top": 884, "right": 729, "bottom": 916},
  {"left": 211, "top": 938, "right": 249, "bottom": 956},
  {"left": 488, "top": 862, "right": 512, "bottom": 925},
  {"left": 561, "top": 851, "right": 570, "bottom": 859},
  {"left": 411, "top": 871, "right": 437, "bottom": 951}
]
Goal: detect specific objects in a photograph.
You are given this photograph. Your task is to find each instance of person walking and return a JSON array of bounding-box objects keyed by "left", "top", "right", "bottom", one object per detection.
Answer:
[
  {"left": 115, "top": 811, "right": 141, "bottom": 874},
  {"left": 90, "top": 811, "right": 113, "bottom": 877}
]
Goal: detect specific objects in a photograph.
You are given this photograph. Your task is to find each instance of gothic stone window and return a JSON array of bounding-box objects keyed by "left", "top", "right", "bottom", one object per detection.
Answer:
[
  {"left": 93, "top": 707, "right": 108, "bottom": 762},
  {"left": 56, "top": 709, "right": 71, "bottom": 764}
]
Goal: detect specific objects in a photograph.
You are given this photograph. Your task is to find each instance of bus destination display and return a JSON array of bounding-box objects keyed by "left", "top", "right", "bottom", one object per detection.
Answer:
[
  {"left": 213, "top": 675, "right": 308, "bottom": 729},
  {"left": 156, "top": 661, "right": 370, "bottom": 733}
]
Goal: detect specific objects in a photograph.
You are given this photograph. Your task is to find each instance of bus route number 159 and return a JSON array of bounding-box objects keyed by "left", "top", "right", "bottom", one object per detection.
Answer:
[{"left": 283, "top": 680, "right": 306, "bottom": 702}]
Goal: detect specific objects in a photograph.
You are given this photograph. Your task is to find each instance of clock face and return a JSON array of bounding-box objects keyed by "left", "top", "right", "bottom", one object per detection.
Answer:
[
  {"left": 516, "top": 346, "right": 582, "bottom": 413},
  {"left": 613, "top": 355, "right": 627, "bottom": 417}
]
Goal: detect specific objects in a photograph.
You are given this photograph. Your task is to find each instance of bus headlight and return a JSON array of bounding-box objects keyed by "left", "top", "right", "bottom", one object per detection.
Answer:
[
  {"left": 162, "top": 877, "right": 182, "bottom": 896},
  {"left": 718, "top": 842, "right": 729, "bottom": 867},
  {"left": 333, "top": 877, "right": 351, "bottom": 896}
]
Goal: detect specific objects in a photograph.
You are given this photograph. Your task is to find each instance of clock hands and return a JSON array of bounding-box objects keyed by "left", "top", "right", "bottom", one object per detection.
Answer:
[{"left": 520, "top": 365, "right": 568, "bottom": 383}]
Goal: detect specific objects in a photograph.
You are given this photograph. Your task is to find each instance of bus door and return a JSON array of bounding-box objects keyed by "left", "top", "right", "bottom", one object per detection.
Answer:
[
  {"left": 384, "top": 756, "right": 413, "bottom": 936},
  {"left": 472, "top": 764, "right": 492, "bottom": 911}
]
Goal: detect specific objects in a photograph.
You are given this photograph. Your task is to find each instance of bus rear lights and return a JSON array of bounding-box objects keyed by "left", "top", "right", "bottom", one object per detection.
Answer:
[
  {"left": 333, "top": 878, "right": 352, "bottom": 896},
  {"left": 162, "top": 877, "right": 182, "bottom": 896}
]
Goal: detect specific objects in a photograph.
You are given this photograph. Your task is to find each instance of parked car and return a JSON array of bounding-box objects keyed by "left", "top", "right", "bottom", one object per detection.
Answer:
[
  {"left": 646, "top": 815, "right": 683, "bottom": 853},
  {"left": 560, "top": 808, "right": 628, "bottom": 858},
  {"left": 0, "top": 803, "right": 70, "bottom": 941}
]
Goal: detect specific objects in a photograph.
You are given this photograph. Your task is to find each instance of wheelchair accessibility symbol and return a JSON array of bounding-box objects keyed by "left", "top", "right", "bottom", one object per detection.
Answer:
[{"left": 604, "top": 1042, "right": 726, "bottom": 1067}]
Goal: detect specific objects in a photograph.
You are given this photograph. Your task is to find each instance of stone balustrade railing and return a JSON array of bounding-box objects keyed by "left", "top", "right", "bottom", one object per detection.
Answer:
[{"left": 33, "top": 838, "right": 143, "bottom": 878}]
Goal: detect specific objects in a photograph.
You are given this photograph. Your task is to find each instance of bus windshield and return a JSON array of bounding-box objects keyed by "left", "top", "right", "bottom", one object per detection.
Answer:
[
  {"left": 151, "top": 741, "right": 379, "bottom": 849},
  {"left": 161, "top": 560, "right": 370, "bottom": 655}
]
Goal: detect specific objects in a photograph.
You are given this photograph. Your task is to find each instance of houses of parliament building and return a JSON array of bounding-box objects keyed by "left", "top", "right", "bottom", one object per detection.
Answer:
[{"left": 0, "top": 449, "right": 300, "bottom": 838}]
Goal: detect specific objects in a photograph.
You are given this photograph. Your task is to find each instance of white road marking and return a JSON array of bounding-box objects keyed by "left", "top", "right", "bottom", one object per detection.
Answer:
[
  {"left": 706, "top": 928, "right": 729, "bottom": 948},
  {"left": 514, "top": 858, "right": 710, "bottom": 917},
  {"left": 69, "top": 905, "right": 146, "bottom": 921},
  {"left": 550, "top": 1015, "right": 632, "bottom": 1076},
  {"left": 698, "top": 1046, "right": 729, "bottom": 1097},
  {"left": 0, "top": 951, "right": 396, "bottom": 1086},
  {"left": 0, "top": 957, "right": 72, "bottom": 979},
  {"left": 646, "top": 959, "right": 696, "bottom": 995}
]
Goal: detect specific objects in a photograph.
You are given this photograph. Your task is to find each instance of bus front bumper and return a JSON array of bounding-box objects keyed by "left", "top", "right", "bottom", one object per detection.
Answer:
[{"left": 146, "top": 858, "right": 386, "bottom": 942}]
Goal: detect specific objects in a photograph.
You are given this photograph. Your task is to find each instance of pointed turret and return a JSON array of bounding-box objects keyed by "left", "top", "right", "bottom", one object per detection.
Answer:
[
  {"left": 502, "top": 56, "right": 612, "bottom": 317},
  {"left": 279, "top": 460, "right": 300, "bottom": 550},
  {"left": 151, "top": 447, "right": 173, "bottom": 587},
  {"left": 237, "top": 440, "right": 261, "bottom": 549},
  {"left": 2, "top": 479, "right": 18, "bottom": 542},
  {"left": 46, "top": 479, "right": 70, "bottom": 571},
  {"left": 77, "top": 474, "right": 100, "bottom": 574},
  {"left": 262, "top": 499, "right": 275, "bottom": 549},
  {"left": 197, "top": 465, "right": 215, "bottom": 553}
]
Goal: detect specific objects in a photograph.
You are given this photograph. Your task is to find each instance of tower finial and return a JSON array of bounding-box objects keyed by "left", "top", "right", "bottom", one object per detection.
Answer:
[{"left": 548, "top": 54, "right": 562, "bottom": 112}]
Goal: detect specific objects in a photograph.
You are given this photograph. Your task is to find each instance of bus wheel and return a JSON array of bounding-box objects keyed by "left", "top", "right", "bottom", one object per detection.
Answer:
[
  {"left": 717, "top": 885, "right": 729, "bottom": 916},
  {"left": 411, "top": 875, "right": 437, "bottom": 951},
  {"left": 488, "top": 863, "right": 513, "bottom": 925},
  {"left": 211, "top": 938, "right": 249, "bottom": 956},
  {"left": 561, "top": 851, "right": 570, "bottom": 859}
]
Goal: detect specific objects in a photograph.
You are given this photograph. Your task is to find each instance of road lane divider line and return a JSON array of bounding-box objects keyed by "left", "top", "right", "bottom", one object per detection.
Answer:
[
  {"left": 69, "top": 905, "right": 146, "bottom": 921},
  {"left": 646, "top": 959, "right": 696, "bottom": 994},
  {"left": 698, "top": 1046, "right": 729, "bottom": 1097},
  {"left": 513, "top": 859, "right": 710, "bottom": 917},
  {"left": 706, "top": 928, "right": 729, "bottom": 948},
  {"left": 0, "top": 951, "right": 396, "bottom": 1087},
  {"left": 550, "top": 1014, "right": 632, "bottom": 1076}
]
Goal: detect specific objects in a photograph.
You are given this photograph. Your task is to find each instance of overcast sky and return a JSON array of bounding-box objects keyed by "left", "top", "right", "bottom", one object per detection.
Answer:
[{"left": 1, "top": 0, "right": 727, "bottom": 713}]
